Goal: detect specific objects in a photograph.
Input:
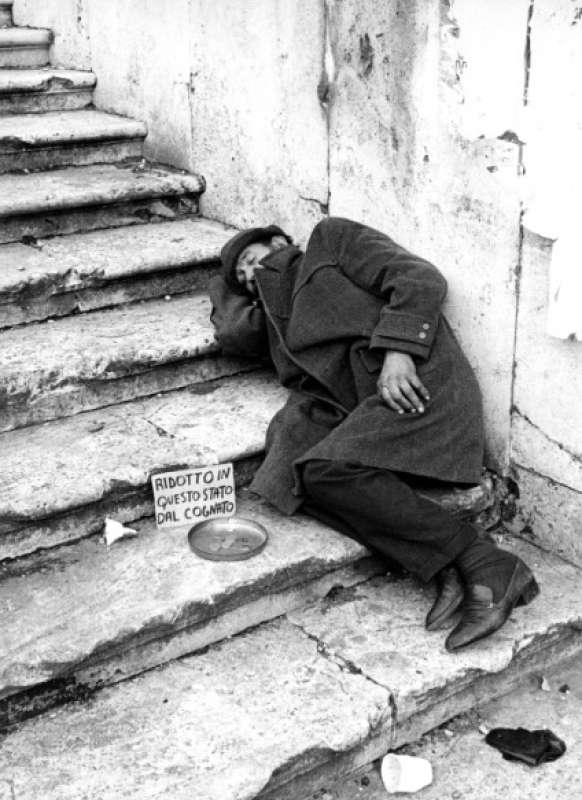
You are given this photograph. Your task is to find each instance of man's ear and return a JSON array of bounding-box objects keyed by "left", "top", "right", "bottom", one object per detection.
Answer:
[{"left": 269, "top": 235, "right": 289, "bottom": 251}]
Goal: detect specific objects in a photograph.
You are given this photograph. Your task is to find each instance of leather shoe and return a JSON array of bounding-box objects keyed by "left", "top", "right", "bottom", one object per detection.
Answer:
[
  {"left": 425, "top": 566, "right": 464, "bottom": 631},
  {"left": 445, "top": 556, "right": 539, "bottom": 651}
]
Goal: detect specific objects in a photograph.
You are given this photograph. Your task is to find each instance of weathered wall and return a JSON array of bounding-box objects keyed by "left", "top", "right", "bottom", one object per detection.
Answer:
[
  {"left": 511, "top": 0, "right": 582, "bottom": 564},
  {"left": 327, "top": 0, "right": 528, "bottom": 469},
  {"left": 186, "top": 0, "right": 328, "bottom": 242},
  {"left": 12, "top": 0, "right": 92, "bottom": 69},
  {"left": 86, "top": 0, "right": 193, "bottom": 170}
]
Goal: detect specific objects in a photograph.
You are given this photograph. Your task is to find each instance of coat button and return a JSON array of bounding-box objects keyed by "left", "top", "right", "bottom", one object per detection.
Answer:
[
  {"left": 419, "top": 332, "right": 427, "bottom": 340},
  {"left": 422, "top": 323, "right": 430, "bottom": 330}
]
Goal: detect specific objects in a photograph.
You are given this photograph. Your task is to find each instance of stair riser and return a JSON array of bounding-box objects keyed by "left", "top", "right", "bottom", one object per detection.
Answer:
[
  {"left": 1, "top": 357, "right": 260, "bottom": 433},
  {"left": 0, "top": 46, "right": 49, "bottom": 68},
  {"left": 0, "top": 557, "right": 383, "bottom": 731},
  {"left": 0, "top": 90, "right": 93, "bottom": 114},
  {"left": 0, "top": 8, "right": 12, "bottom": 27},
  {"left": 0, "top": 194, "right": 200, "bottom": 244},
  {"left": 0, "top": 454, "right": 262, "bottom": 562},
  {"left": 0, "top": 261, "right": 220, "bottom": 329},
  {"left": 0, "top": 138, "right": 144, "bottom": 173}
]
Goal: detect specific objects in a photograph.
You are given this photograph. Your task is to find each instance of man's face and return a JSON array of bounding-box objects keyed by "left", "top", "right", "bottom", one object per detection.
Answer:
[{"left": 235, "top": 241, "right": 272, "bottom": 296}]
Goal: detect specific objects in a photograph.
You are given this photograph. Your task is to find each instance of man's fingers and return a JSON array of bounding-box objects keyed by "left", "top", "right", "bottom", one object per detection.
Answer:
[
  {"left": 379, "top": 384, "right": 406, "bottom": 413},
  {"left": 410, "top": 374, "right": 430, "bottom": 402},
  {"left": 386, "top": 383, "right": 414, "bottom": 413},
  {"left": 400, "top": 381, "right": 425, "bottom": 413},
  {"left": 379, "top": 384, "right": 401, "bottom": 412}
]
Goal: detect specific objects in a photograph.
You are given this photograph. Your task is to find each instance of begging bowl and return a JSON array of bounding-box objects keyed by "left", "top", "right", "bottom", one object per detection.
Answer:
[{"left": 187, "top": 517, "right": 269, "bottom": 561}]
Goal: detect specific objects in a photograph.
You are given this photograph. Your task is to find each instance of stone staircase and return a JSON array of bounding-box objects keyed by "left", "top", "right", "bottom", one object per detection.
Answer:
[{"left": 1, "top": 7, "right": 581, "bottom": 799}]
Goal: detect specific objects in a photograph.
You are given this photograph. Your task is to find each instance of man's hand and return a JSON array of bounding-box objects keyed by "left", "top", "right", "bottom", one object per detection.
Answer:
[{"left": 378, "top": 351, "right": 430, "bottom": 414}]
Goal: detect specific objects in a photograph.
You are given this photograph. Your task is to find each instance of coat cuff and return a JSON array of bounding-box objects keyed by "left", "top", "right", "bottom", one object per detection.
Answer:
[{"left": 370, "top": 309, "right": 438, "bottom": 359}]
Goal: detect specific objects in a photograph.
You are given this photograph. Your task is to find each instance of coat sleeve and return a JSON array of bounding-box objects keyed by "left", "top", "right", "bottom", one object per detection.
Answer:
[
  {"left": 208, "top": 275, "right": 270, "bottom": 358},
  {"left": 306, "top": 217, "right": 448, "bottom": 360}
]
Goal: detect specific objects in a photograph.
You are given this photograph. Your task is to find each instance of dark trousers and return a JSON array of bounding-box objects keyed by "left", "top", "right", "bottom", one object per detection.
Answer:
[{"left": 301, "top": 459, "right": 478, "bottom": 583}]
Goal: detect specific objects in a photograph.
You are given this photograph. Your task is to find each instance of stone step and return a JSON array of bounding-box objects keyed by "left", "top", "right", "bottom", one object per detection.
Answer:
[
  {"left": 0, "top": 27, "right": 51, "bottom": 68},
  {"left": 0, "top": 292, "right": 260, "bottom": 432},
  {"left": 0, "top": 371, "right": 288, "bottom": 561},
  {"left": 0, "top": 109, "right": 146, "bottom": 172},
  {"left": 0, "top": 536, "right": 580, "bottom": 800},
  {"left": 0, "top": 1, "right": 13, "bottom": 28},
  {"left": 0, "top": 490, "right": 382, "bottom": 730},
  {"left": 0, "top": 161, "right": 205, "bottom": 243},
  {"left": 0, "top": 216, "right": 236, "bottom": 328},
  {"left": 0, "top": 68, "right": 96, "bottom": 114}
]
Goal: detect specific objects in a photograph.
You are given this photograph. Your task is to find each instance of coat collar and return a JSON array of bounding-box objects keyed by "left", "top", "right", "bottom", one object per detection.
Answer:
[
  {"left": 258, "top": 244, "right": 303, "bottom": 274},
  {"left": 256, "top": 246, "right": 303, "bottom": 315}
]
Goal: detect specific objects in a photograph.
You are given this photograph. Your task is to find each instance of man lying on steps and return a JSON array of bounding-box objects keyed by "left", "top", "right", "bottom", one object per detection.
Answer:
[{"left": 209, "top": 217, "right": 539, "bottom": 651}]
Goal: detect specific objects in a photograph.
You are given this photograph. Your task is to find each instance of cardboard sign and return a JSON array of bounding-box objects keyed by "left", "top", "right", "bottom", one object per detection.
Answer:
[{"left": 152, "top": 463, "right": 236, "bottom": 530}]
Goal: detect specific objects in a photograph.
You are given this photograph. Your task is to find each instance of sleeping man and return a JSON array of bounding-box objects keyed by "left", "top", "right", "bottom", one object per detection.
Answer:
[{"left": 209, "top": 217, "right": 538, "bottom": 651}]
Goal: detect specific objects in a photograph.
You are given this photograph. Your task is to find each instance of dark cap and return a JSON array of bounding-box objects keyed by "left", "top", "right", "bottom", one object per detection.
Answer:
[{"left": 220, "top": 224, "right": 292, "bottom": 294}]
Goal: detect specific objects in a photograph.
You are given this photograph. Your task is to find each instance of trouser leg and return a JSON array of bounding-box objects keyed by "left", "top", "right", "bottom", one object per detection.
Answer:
[{"left": 301, "top": 459, "right": 478, "bottom": 583}]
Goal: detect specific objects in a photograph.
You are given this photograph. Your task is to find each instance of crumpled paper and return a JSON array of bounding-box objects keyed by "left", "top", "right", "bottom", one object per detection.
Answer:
[{"left": 103, "top": 518, "right": 138, "bottom": 548}]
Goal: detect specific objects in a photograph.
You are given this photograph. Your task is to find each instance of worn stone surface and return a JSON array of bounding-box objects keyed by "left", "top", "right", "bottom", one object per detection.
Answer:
[
  {"left": 0, "top": 109, "right": 146, "bottom": 172},
  {"left": 0, "top": 162, "right": 204, "bottom": 243},
  {"left": 0, "top": 162, "right": 204, "bottom": 219},
  {"left": 513, "top": 466, "right": 582, "bottom": 569},
  {"left": 0, "top": 491, "right": 379, "bottom": 723},
  {"left": 0, "top": 620, "right": 390, "bottom": 800},
  {"left": 0, "top": 26, "right": 50, "bottom": 67},
  {"left": 328, "top": 1, "right": 526, "bottom": 471},
  {"left": 0, "top": 108, "right": 144, "bottom": 146},
  {"left": 288, "top": 536, "right": 582, "bottom": 727},
  {"left": 0, "top": 216, "right": 236, "bottom": 326},
  {"left": 0, "top": 293, "right": 259, "bottom": 430},
  {"left": 0, "top": 67, "right": 95, "bottom": 113},
  {"left": 512, "top": 414, "right": 582, "bottom": 496},
  {"left": 0, "top": 372, "right": 287, "bottom": 558},
  {"left": 0, "top": 109, "right": 147, "bottom": 172}
]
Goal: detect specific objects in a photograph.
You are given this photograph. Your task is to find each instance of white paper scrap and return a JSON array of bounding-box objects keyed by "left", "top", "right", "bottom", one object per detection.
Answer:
[{"left": 103, "top": 518, "right": 138, "bottom": 548}]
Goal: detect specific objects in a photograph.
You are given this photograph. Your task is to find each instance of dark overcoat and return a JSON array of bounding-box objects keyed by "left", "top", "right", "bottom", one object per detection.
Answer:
[{"left": 209, "top": 217, "right": 484, "bottom": 515}]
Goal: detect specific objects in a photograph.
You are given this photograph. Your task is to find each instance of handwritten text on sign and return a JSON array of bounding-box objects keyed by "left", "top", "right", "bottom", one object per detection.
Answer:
[{"left": 152, "top": 463, "right": 236, "bottom": 529}]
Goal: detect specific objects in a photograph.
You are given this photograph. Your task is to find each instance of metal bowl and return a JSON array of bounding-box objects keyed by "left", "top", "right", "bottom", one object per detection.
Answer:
[{"left": 187, "top": 517, "right": 269, "bottom": 561}]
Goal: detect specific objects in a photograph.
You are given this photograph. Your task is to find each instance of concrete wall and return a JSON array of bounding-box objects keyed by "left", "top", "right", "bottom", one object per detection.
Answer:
[
  {"left": 327, "top": 0, "right": 527, "bottom": 469},
  {"left": 11, "top": 0, "right": 582, "bottom": 556},
  {"left": 511, "top": 0, "right": 582, "bottom": 565},
  {"left": 13, "top": 0, "right": 92, "bottom": 69}
]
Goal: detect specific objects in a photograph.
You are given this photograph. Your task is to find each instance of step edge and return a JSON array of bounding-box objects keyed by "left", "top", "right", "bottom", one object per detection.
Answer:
[
  {"left": 0, "top": 119, "right": 147, "bottom": 144},
  {"left": 0, "top": 167, "right": 206, "bottom": 218},
  {"left": 0, "top": 549, "right": 380, "bottom": 725}
]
